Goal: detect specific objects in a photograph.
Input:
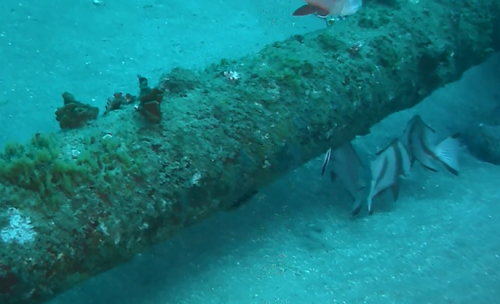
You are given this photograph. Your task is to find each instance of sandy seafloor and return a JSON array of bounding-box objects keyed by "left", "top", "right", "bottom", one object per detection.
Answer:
[{"left": 1, "top": 0, "right": 500, "bottom": 303}]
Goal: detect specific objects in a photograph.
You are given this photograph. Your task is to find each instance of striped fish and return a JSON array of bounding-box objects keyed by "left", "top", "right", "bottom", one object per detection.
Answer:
[
  {"left": 367, "top": 139, "right": 411, "bottom": 215},
  {"left": 401, "top": 115, "right": 460, "bottom": 176},
  {"left": 327, "top": 142, "right": 370, "bottom": 217}
]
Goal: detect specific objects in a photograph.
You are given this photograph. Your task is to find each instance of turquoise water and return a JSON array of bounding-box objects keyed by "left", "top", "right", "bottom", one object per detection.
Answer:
[{"left": 1, "top": 0, "right": 499, "bottom": 303}]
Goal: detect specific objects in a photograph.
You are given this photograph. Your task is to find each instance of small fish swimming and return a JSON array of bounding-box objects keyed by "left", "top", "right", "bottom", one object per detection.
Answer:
[
  {"left": 293, "top": 0, "right": 362, "bottom": 18},
  {"left": 401, "top": 115, "right": 460, "bottom": 176},
  {"left": 327, "top": 142, "right": 370, "bottom": 217},
  {"left": 366, "top": 139, "right": 411, "bottom": 215}
]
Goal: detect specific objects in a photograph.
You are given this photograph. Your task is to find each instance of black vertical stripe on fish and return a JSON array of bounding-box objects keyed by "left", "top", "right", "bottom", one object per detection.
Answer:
[
  {"left": 330, "top": 170, "right": 337, "bottom": 182},
  {"left": 352, "top": 201, "right": 363, "bottom": 218},
  {"left": 417, "top": 120, "right": 439, "bottom": 173},
  {"left": 369, "top": 139, "right": 409, "bottom": 215},
  {"left": 351, "top": 186, "right": 368, "bottom": 218},
  {"left": 405, "top": 116, "right": 419, "bottom": 166},
  {"left": 391, "top": 141, "right": 404, "bottom": 202},
  {"left": 321, "top": 148, "right": 332, "bottom": 176},
  {"left": 370, "top": 157, "right": 389, "bottom": 215},
  {"left": 418, "top": 121, "right": 439, "bottom": 161},
  {"left": 390, "top": 183, "right": 400, "bottom": 201}
]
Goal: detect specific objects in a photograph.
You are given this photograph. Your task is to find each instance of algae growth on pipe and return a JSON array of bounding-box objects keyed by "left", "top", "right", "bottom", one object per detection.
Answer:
[{"left": 0, "top": 0, "right": 498, "bottom": 303}]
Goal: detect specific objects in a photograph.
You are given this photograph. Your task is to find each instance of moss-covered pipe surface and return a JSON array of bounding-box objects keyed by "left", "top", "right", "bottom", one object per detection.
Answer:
[{"left": 0, "top": 0, "right": 498, "bottom": 302}]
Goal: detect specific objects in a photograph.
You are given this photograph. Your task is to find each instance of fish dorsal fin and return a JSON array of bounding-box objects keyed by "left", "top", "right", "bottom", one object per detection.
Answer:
[
  {"left": 416, "top": 115, "right": 435, "bottom": 133},
  {"left": 367, "top": 180, "right": 377, "bottom": 215},
  {"left": 321, "top": 147, "right": 332, "bottom": 176},
  {"left": 375, "top": 138, "right": 399, "bottom": 156}
]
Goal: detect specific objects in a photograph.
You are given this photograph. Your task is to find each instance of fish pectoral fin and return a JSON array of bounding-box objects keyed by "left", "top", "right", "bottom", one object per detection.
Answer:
[
  {"left": 434, "top": 133, "right": 461, "bottom": 176},
  {"left": 367, "top": 195, "right": 375, "bottom": 215}
]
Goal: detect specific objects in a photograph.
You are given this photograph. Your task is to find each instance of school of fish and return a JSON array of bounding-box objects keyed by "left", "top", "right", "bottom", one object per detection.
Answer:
[{"left": 321, "top": 114, "right": 461, "bottom": 217}]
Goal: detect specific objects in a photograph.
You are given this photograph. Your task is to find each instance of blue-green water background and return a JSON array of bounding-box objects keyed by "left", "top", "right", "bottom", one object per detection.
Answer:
[{"left": 1, "top": 0, "right": 499, "bottom": 303}]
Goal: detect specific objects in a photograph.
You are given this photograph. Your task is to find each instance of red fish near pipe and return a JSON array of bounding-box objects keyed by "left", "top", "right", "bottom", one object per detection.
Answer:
[{"left": 293, "top": 0, "right": 362, "bottom": 18}]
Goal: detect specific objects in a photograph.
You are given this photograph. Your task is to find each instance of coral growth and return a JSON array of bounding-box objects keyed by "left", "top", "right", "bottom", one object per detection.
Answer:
[
  {"left": 55, "top": 92, "right": 99, "bottom": 129},
  {"left": 104, "top": 92, "right": 136, "bottom": 113},
  {"left": 135, "top": 75, "right": 164, "bottom": 124},
  {"left": 105, "top": 92, "right": 124, "bottom": 112},
  {"left": 138, "top": 75, "right": 151, "bottom": 96}
]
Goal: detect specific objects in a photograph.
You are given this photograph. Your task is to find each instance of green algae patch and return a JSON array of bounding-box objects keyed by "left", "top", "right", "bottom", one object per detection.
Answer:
[
  {"left": 0, "top": 134, "right": 77, "bottom": 207},
  {"left": 0, "top": 131, "right": 148, "bottom": 212}
]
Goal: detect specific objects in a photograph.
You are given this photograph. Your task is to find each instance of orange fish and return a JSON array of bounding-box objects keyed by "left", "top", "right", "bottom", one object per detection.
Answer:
[{"left": 293, "top": 0, "right": 362, "bottom": 18}]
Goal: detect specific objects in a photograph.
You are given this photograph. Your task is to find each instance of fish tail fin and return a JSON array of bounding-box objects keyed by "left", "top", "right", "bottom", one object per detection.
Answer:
[
  {"left": 293, "top": 4, "right": 329, "bottom": 17},
  {"left": 367, "top": 181, "right": 376, "bottom": 215},
  {"left": 293, "top": 5, "right": 316, "bottom": 16},
  {"left": 368, "top": 201, "right": 374, "bottom": 215},
  {"left": 434, "top": 133, "right": 461, "bottom": 176}
]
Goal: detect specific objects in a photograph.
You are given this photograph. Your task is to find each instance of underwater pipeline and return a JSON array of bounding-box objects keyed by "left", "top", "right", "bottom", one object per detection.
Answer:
[{"left": 0, "top": 0, "right": 499, "bottom": 303}]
